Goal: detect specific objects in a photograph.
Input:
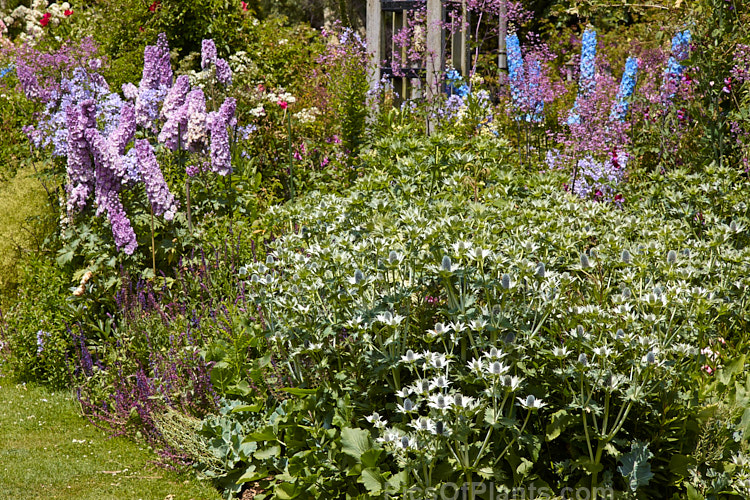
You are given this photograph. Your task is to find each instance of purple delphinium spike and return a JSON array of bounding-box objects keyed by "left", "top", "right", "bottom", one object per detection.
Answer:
[
  {"left": 135, "top": 139, "right": 178, "bottom": 220},
  {"left": 215, "top": 58, "right": 232, "bottom": 86},
  {"left": 109, "top": 102, "right": 136, "bottom": 154},
  {"left": 185, "top": 89, "right": 208, "bottom": 152},
  {"left": 158, "top": 101, "right": 188, "bottom": 151},
  {"left": 155, "top": 33, "right": 173, "bottom": 89},
  {"left": 66, "top": 104, "right": 95, "bottom": 212},
  {"left": 201, "top": 39, "right": 217, "bottom": 70},
  {"left": 136, "top": 34, "right": 172, "bottom": 130},
  {"left": 208, "top": 97, "right": 236, "bottom": 176},
  {"left": 161, "top": 74, "right": 191, "bottom": 122}
]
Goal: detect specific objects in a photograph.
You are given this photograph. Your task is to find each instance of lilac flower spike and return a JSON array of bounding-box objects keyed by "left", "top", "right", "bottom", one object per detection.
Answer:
[
  {"left": 66, "top": 104, "right": 95, "bottom": 212},
  {"left": 161, "top": 75, "right": 191, "bottom": 121},
  {"left": 209, "top": 97, "right": 236, "bottom": 176},
  {"left": 215, "top": 58, "right": 232, "bottom": 86},
  {"left": 201, "top": 39, "right": 217, "bottom": 70},
  {"left": 185, "top": 89, "right": 208, "bottom": 152},
  {"left": 136, "top": 34, "right": 172, "bottom": 129},
  {"left": 135, "top": 139, "right": 178, "bottom": 220}
]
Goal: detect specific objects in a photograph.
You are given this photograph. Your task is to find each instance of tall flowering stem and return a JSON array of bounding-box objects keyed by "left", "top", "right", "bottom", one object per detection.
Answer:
[
  {"left": 286, "top": 108, "right": 295, "bottom": 201},
  {"left": 662, "top": 30, "right": 691, "bottom": 103},
  {"left": 610, "top": 57, "right": 639, "bottom": 122},
  {"left": 506, "top": 33, "right": 525, "bottom": 112},
  {"left": 568, "top": 26, "right": 597, "bottom": 125}
]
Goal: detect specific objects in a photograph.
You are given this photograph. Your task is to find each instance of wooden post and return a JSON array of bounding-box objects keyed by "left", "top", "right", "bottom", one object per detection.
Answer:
[
  {"left": 450, "top": 1, "right": 470, "bottom": 78},
  {"left": 425, "top": 0, "right": 444, "bottom": 100},
  {"left": 366, "top": 0, "right": 382, "bottom": 93}
]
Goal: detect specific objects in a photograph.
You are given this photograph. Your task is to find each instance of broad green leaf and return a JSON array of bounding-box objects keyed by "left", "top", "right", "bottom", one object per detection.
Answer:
[
  {"left": 361, "top": 448, "right": 382, "bottom": 468},
  {"left": 359, "top": 467, "right": 385, "bottom": 494},
  {"left": 254, "top": 444, "right": 281, "bottom": 460},
  {"left": 686, "top": 484, "right": 705, "bottom": 500},
  {"left": 546, "top": 409, "right": 574, "bottom": 441},
  {"left": 341, "top": 427, "right": 373, "bottom": 462},
  {"left": 618, "top": 440, "right": 654, "bottom": 492}
]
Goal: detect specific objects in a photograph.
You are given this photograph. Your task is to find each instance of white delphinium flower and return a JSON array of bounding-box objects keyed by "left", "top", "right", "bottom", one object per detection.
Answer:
[
  {"left": 365, "top": 412, "right": 388, "bottom": 429},
  {"left": 517, "top": 394, "right": 547, "bottom": 410}
]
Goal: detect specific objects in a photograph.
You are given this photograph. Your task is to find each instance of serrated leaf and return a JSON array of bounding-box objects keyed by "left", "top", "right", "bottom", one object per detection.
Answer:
[
  {"left": 618, "top": 440, "right": 654, "bottom": 492},
  {"left": 341, "top": 427, "right": 372, "bottom": 462},
  {"left": 254, "top": 444, "right": 281, "bottom": 460},
  {"left": 546, "top": 409, "right": 574, "bottom": 441},
  {"left": 359, "top": 467, "right": 385, "bottom": 493}
]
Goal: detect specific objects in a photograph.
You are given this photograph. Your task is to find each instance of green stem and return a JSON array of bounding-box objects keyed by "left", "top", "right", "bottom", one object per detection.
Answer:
[{"left": 286, "top": 111, "right": 295, "bottom": 200}]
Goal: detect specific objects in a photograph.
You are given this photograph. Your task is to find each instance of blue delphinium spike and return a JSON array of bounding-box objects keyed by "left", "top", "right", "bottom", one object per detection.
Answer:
[
  {"left": 662, "top": 29, "right": 691, "bottom": 101},
  {"left": 526, "top": 58, "right": 544, "bottom": 123},
  {"left": 507, "top": 33, "right": 525, "bottom": 111},
  {"left": 568, "top": 26, "right": 597, "bottom": 125},
  {"left": 610, "top": 56, "right": 639, "bottom": 121}
]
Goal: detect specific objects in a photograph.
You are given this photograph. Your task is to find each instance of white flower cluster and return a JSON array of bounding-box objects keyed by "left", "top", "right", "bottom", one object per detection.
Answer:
[
  {"left": 293, "top": 107, "right": 320, "bottom": 125},
  {"left": 3, "top": 0, "right": 71, "bottom": 41}
]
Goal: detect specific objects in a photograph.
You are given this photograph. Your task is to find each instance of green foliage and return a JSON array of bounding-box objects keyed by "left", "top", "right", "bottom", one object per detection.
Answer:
[
  {"left": 2, "top": 255, "right": 74, "bottom": 388},
  {"left": 685, "top": 0, "right": 749, "bottom": 169},
  {"left": 0, "top": 164, "right": 56, "bottom": 293},
  {"left": 182, "top": 130, "right": 750, "bottom": 497}
]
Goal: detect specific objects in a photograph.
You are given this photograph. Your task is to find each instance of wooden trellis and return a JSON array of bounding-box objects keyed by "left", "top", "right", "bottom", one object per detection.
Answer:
[{"left": 366, "top": 0, "right": 507, "bottom": 101}]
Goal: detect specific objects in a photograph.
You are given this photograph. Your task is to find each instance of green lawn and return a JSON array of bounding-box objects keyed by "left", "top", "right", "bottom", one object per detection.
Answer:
[{"left": 0, "top": 376, "right": 222, "bottom": 500}]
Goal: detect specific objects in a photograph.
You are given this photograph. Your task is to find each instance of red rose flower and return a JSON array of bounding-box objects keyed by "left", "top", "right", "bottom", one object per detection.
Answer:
[
  {"left": 241, "top": 1, "right": 249, "bottom": 10},
  {"left": 278, "top": 101, "right": 288, "bottom": 110},
  {"left": 64, "top": 9, "right": 73, "bottom": 16},
  {"left": 40, "top": 12, "right": 52, "bottom": 27}
]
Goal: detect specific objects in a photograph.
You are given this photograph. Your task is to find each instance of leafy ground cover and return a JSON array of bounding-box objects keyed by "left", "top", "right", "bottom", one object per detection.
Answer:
[{"left": 0, "top": 374, "right": 221, "bottom": 500}]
